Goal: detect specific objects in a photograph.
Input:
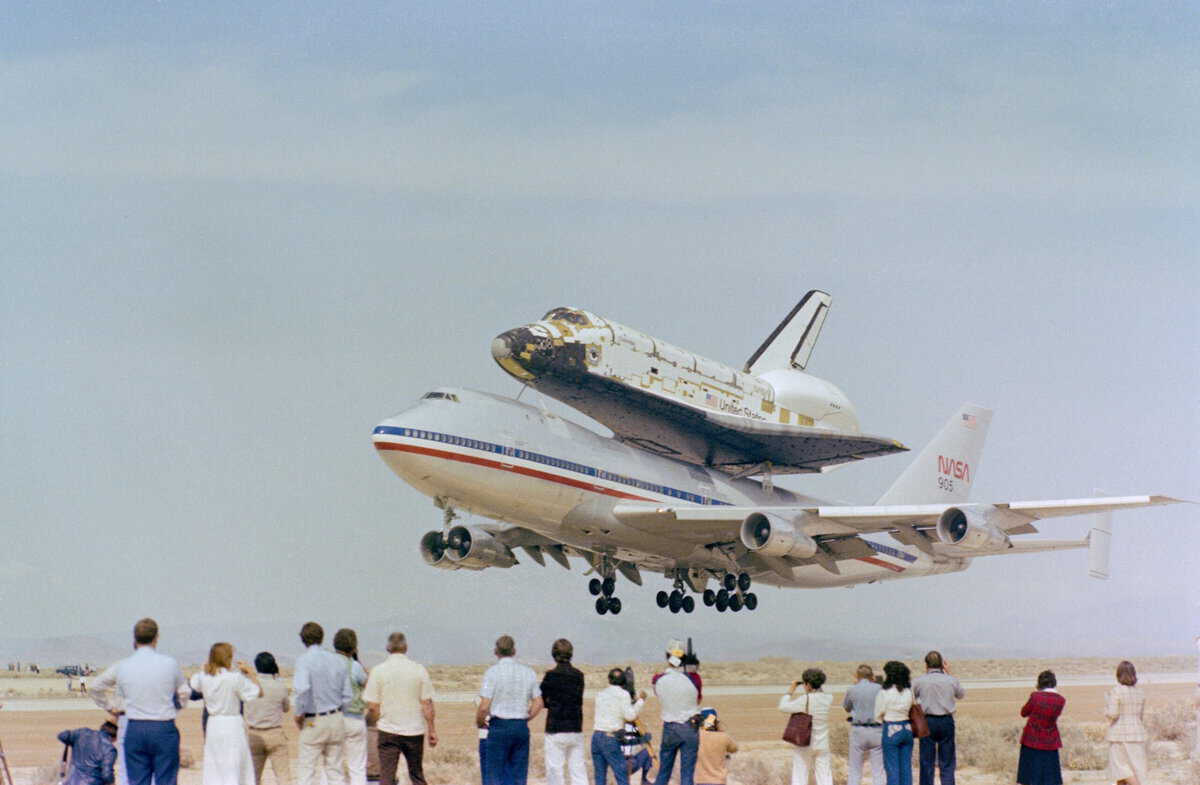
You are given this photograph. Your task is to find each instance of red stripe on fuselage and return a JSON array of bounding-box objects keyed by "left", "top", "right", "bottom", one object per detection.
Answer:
[
  {"left": 374, "top": 440, "right": 655, "bottom": 502},
  {"left": 856, "top": 556, "right": 906, "bottom": 573}
]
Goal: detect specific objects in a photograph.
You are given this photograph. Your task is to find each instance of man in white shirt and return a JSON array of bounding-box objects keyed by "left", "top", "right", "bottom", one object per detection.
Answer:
[
  {"left": 89, "top": 618, "right": 191, "bottom": 785},
  {"left": 651, "top": 641, "right": 700, "bottom": 785},
  {"left": 364, "top": 632, "right": 437, "bottom": 785},
  {"left": 475, "top": 635, "right": 543, "bottom": 785},
  {"left": 293, "top": 622, "right": 353, "bottom": 785},
  {"left": 591, "top": 668, "right": 645, "bottom": 785}
]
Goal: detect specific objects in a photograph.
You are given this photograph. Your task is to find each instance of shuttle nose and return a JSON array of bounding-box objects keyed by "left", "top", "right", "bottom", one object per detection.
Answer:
[{"left": 491, "top": 327, "right": 537, "bottom": 381}]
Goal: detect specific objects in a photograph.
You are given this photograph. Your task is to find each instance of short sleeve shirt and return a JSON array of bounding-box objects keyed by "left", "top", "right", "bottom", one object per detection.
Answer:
[
  {"left": 362, "top": 653, "right": 435, "bottom": 736},
  {"left": 480, "top": 658, "right": 540, "bottom": 720}
]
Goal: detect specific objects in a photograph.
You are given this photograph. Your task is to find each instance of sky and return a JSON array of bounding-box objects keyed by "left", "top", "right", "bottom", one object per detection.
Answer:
[{"left": 2, "top": 2, "right": 1197, "bottom": 665}]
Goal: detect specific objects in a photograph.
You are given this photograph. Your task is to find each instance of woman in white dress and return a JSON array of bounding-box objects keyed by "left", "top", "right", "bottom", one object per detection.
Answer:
[
  {"left": 190, "top": 642, "right": 262, "bottom": 785},
  {"left": 1105, "top": 660, "right": 1148, "bottom": 785},
  {"left": 778, "top": 668, "right": 833, "bottom": 785}
]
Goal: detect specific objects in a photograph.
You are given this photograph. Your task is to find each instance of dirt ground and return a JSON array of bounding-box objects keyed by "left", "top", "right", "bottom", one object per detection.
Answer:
[{"left": 1, "top": 683, "right": 1192, "bottom": 784}]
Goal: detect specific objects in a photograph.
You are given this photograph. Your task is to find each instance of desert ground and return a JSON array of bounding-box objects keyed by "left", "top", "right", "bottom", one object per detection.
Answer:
[{"left": 2, "top": 659, "right": 1196, "bottom": 785}]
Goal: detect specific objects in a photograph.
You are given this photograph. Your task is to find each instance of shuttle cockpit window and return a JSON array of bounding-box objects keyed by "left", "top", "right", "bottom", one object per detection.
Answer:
[
  {"left": 422, "top": 391, "right": 460, "bottom": 402},
  {"left": 541, "top": 307, "right": 590, "bottom": 325}
]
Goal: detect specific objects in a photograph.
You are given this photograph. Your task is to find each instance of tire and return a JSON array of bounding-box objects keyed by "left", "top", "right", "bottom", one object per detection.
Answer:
[
  {"left": 715, "top": 594, "right": 728, "bottom": 612},
  {"left": 722, "top": 573, "right": 737, "bottom": 592},
  {"left": 595, "top": 597, "right": 608, "bottom": 615},
  {"left": 729, "top": 594, "right": 743, "bottom": 612},
  {"left": 682, "top": 595, "right": 695, "bottom": 613},
  {"left": 702, "top": 589, "right": 716, "bottom": 607},
  {"left": 656, "top": 590, "right": 670, "bottom": 608},
  {"left": 608, "top": 597, "right": 622, "bottom": 615},
  {"left": 716, "top": 588, "right": 729, "bottom": 605},
  {"left": 737, "top": 572, "right": 752, "bottom": 592},
  {"left": 589, "top": 578, "right": 603, "bottom": 596},
  {"left": 744, "top": 592, "right": 758, "bottom": 611},
  {"left": 668, "top": 590, "right": 683, "bottom": 614},
  {"left": 601, "top": 577, "right": 616, "bottom": 596}
]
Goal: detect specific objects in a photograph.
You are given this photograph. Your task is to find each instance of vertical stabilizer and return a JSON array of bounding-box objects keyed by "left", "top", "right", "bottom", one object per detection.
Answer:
[
  {"left": 1088, "top": 489, "right": 1113, "bottom": 580},
  {"left": 744, "top": 290, "right": 832, "bottom": 374},
  {"left": 876, "top": 404, "right": 992, "bottom": 505}
]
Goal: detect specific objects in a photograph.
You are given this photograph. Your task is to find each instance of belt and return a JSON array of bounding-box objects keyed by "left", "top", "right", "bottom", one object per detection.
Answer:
[
  {"left": 853, "top": 722, "right": 882, "bottom": 727},
  {"left": 925, "top": 713, "right": 951, "bottom": 717},
  {"left": 249, "top": 725, "right": 282, "bottom": 731},
  {"left": 302, "top": 708, "right": 342, "bottom": 718}
]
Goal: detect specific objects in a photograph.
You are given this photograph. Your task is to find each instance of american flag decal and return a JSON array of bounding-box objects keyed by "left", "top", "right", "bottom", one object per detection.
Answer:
[{"left": 961, "top": 413, "right": 977, "bottom": 429}]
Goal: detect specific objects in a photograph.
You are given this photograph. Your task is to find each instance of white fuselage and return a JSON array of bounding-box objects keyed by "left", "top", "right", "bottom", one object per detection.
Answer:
[{"left": 373, "top": 388, "right": 967, "bottom": 588}]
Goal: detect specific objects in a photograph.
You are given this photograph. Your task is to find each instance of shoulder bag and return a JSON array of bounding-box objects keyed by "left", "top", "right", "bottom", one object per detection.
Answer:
[
  {"left": 782, "top": 693, "right": 812, "bottom": 747},
  {"left": 909, "top": 698, "right": 930, "bottom": 739}
]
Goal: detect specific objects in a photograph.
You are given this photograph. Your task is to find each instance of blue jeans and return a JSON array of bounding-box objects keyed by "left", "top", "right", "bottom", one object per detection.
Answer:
[
  {"left": 591, "top": 731, "right": 628, "bottom": 785},
  {"left": 484, "top": 719, "right": 529, "bottom": 785},
  {"left": 882, "top": 721, "right": 913, "bottom": 785},
  {"left": 479, "top": 737, "right": 487, "bottom": 785},
  {"left": 652, "top": 722, "right": 698, "bottom": 785},
  {"left": 919, "top": 715, "right": 955, "bottom": 785},
  {"left": 123, "top": 720, "right": 179, "bottom": 785}
]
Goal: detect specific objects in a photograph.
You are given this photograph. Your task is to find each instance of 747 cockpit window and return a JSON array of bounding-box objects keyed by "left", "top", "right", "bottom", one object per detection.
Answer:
[{"left": 422, "top": 391, "right": 460, "bottom": 402}]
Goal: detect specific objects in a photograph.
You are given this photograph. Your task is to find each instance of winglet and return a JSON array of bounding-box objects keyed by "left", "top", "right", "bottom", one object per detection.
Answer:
[
  {"left": 744, "top": 290, "right": 832, "bottom": 374},
  {"left": 1088, "top": 489, "right": 1112, "bottom": 580}
]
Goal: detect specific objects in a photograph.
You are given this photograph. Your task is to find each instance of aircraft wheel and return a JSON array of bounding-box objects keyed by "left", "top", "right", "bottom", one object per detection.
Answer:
[
  {"left": 715, "top": 594, "right": 728, "bottom": 612},
  {"left": 682, "top": 595, "right": 695, "bottom": 613},
  {"left": 702, "top": 589, "right": 716, "bottom": 607},
  {"left": 744, "top": 592, "right": 758, "bottom": 611},
  {"left": 722, "top": 573, "right": 737, "bottom": 592},
  {"left": 656, "top": 590, "right": 670, "bottom": 608},
  {"left": 729, "top": 593, "right": 743, "bottom": 612},
  {"left": 607, "top": 597, "right": 622, "bottom": 615},
  {"left": 602, "top": 577, "right": 616, "bottom": 596},
  {"left": 668, "top": 590, "right": 683, "bottom": 614},
  {"left": 737, "top": 572, "right": 752, "bottom": 592},
  {"left": 595, "top": 597, "right": 609, "bottom": 615},
  {"left": 589, "top": 578, "right": 603, "bottom": 596}
]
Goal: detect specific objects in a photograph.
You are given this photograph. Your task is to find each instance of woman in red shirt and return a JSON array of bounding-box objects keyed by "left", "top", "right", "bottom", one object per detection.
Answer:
[{"left": 1017, "top": 670, "right": 1066, "bottom": 785}]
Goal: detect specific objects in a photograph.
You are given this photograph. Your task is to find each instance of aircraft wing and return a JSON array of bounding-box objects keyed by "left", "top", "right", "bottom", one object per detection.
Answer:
[{"left": 613, "top": 495, "right": 1184, "bottom": 539}]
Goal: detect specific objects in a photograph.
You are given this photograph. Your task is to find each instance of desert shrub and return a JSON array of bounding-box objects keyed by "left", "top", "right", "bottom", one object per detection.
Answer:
[
  {"left": 953, "top": 716, "right": 1020, "bottom": 773},
  {"left": 1059, "top": 723, "right": 1107, "bottom": 770},
  {"left": 1147, "top": 698, "right": 1195, "bottom": 743},
  {"left": 29, "top": 766, "right": 60, "bottom": 785},
  {"left": 728, "top": 755, "right": 788, "bottom": 785}
]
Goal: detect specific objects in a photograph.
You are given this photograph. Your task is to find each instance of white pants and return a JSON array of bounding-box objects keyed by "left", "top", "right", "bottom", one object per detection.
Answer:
[
  {"left": 847, "top": 726, "right": 884, "bottom": 785},
  {"left": 544, "top": 732, "right": 587, "bottom": 785},
  {"left": 298, "top": 713, "right": 347, "bottom": 785},
  {"left": 791, "top": 746, "right": 832, "bottom": 785},
  {"left": 343, "top": 716, "right": 367, "bottom": 785}
]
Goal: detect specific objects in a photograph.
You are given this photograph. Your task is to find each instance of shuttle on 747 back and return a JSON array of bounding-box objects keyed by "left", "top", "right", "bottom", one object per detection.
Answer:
[{"left": 372, "top": 291, "right": 1183, "bottom": 616}]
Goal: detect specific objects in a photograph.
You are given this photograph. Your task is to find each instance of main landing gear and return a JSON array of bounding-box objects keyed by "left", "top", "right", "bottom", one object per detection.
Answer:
[
  {"left": 699, "top": 572, "right": 759, "bottom": 613},
  {"left": 655, "top": 586, "right": 696, "bottom": 614},
  {"left": 588, "top": 570, "right": 623, "bottom": 615}
]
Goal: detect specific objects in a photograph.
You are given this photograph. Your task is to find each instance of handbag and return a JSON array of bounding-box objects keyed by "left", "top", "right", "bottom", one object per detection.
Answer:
[
  {"left": 782, "top": 694, "right": 812, "bottom": 747},
  {"left": 909, "top": 700, "right": 930, "bottom": 739}
]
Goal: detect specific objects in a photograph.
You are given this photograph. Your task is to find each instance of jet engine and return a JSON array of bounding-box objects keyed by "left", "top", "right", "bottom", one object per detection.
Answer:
[
  {"left": 419, "top": 530, "right": 472, "bottom": 571},
  {"left": 935, "top": 506, "right": 1011, "bottom": 551},
  {"left": 443, "top": 525, "right": 518, "bottom": 569},
  {"left": 739, "top": 512, "right": 819, "bottom": 559}
]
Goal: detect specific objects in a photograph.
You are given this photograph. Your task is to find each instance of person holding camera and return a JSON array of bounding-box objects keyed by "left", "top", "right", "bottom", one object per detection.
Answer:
[
  {"left": 592, "top": 667, "right": 646, "bottom": 785},
  {"left": 778, "top": 668, "right": 832, "bottom": 785},
  {"left": 652, "top": 641, "right": 701, "bottom": 785}
]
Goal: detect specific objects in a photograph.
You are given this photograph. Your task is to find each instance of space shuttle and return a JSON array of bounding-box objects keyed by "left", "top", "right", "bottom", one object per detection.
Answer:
[{"left": 490, "top": 291, "right": 907, "bottom": 477}]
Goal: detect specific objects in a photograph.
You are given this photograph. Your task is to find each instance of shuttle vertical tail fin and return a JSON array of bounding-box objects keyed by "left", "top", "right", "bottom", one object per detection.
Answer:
[
  {"left": 876, "top": 404, "right": 992, "bottom": 505},
  {"left": 744, "top": 290, "right": 832, "bottom": 374}
]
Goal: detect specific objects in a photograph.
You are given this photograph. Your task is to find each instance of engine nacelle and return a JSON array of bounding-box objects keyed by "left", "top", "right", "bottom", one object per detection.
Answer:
[
  {"left": 444, "top": 525, "right": 518, "bottom": 569},
  {"left": 935, "top": 506, "right": 1011, "bottom": 551},
  {"left": 419, "top": 530, "right": 474, "bottom": 571},
  {"left": 739, "top": 512, "right": 819, "bottom": 559}
]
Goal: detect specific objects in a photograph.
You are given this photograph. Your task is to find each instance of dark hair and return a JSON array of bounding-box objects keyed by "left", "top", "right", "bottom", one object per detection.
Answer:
[
  {"left": 255, "top": 652, "right": 279, "bottom": 675},
  {"left": 387, "top": 632, "right": 408, "bottom": 653},
  {"left": 551, "top": 639, "right": 573, "bottom": 663},
  {"left": 681, "top": 652, "right": 699, "bottom": 668},
  {"left": 882, "top": 660, "right": 911, "bottom": 691},
  {"left": 133, "top": 618, "right": 158, "bottom": 645},
  {"left": 1116, "top": 660, "right": 1137, "bottom": 686},
  {"left": 300, "top": 622, "right": 324, "bottom": 647},
  {"left": 1037, "top": 670, "right": 1056, "bottom": 690},
  {"left": 802, "top": 668, "right": 826, "bottom": 690},
  {"left": 333, "top": 628, "right": 358, "bottom": 656},
  {"left": 608, "top": 668, "right": 626, "bottom": 686},
  {"left": 856, "top": 664, "right": 875, "bottom": 680},
  {"left": 495, "top": 635, "right": 516, "bottom": 657},
  {"left": 100, "top": 720, "right": 118, "bottom": 738},
  {"left": 925, "top": 651, "right": 943, "bottom": 670}
]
